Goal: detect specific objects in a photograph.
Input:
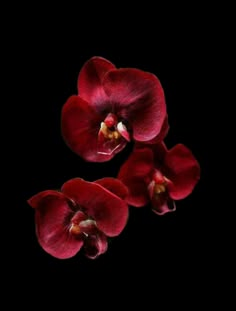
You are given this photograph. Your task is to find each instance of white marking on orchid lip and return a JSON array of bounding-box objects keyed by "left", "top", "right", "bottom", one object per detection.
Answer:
[
  {"left": 79, "top": 219, "right": 96, "bottom": 227},
  {"left": 117, "top": 122, "right": 130, "bottom": 141},
  {"left": 97, "top": 150, "right": 113, "bottom": 155},
  {"left": 100, "top": 122, "right": 108, "bottom": 135}
]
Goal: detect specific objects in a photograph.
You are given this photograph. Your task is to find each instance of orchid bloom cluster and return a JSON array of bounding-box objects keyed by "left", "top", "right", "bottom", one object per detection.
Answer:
[{"left": 28, "top": 57, "right": 200, "bottom": 260}]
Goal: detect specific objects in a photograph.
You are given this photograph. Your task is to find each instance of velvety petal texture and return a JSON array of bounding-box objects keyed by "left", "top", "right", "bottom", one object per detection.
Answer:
[
  {"left": 62, "top": 178, "right": 128, "bottom": 237},
  {"left": 97, "top": 129, "right": 127, "bottom": 156},
  {"left": 164, "top": 144, "right": 200, "bottom": 200},
  {"left": 94, "top": 178, "right": 129, "bottom": 199},
  {"left": 118, "top": 148, "right": 154, "bottom": 207},
  {"left": 78, "top": 56, "right": 116, "bottom": 107},
  {"left": 28, "top": 191, "right": 84, "bottom": 259}
]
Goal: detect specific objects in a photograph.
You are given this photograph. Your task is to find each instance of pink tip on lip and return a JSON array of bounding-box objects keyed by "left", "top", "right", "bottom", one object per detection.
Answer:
[{"left": 104, "top": 113, "right": 117, "bottom": 127}]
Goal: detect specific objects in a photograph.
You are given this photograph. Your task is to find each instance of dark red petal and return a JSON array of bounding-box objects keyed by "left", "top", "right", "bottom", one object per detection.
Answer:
[
  {"left": 84, "top": 232, "right": 108, "bottom": 259},
  {"left": 28, "top": 190, "right": 66, "bottom": 208},
  {"left": 164, "top": 144, "right": 200, "bottom": 200},
  {"left": 103, "top": 68, "right": 166, "bottom": 141},
  {"left": 135, "top": 141, "right": 168, "bottom": 166},
  {"left": 143, "top": 116, "right": 169, "bottom": 144},
  {"left": 95, "top": 178, "right": 129, "bottom": 199},
  {"left": 61, "top": 95, "right": 113, "bottom": 162},
  {"left": 78, "top": 56, "right": 116, "bottom": 106},
  {"left": 152, "top": 141, "right": 168, "bottom": 160},
  {"left": 28, "top": 191, "right": 84, "bottom": 259},
  {"left": 118, "top": 148, "right": 154, "bottom": 207},
  {"left": 123, "top": 180, "right": 150, "bottom": 207},
  {"left": 119, "top": 148, "right": 154, "bottom": 179},
  {"left": 62, "top": 178, "right": 128, "bottom": 237}
]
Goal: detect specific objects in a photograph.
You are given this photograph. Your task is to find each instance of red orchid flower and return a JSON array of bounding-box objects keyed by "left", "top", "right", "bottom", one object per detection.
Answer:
[
  {"left": 28, "top": 178, "right": 129, "bottom": 259},
  {"left": 118, "top": 142, "right": 200, "bottom": 215},
  {"left": 61, "top": 57, "right": 167, "bottom": 162}
]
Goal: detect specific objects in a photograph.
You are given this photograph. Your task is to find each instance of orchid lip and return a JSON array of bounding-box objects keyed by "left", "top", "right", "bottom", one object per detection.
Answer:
[
  {"left": 99, "top": 122, "right": 121, "bottom": 140},
  {"left": 97, "top": 118, "right": 129, "bottom": 155}
]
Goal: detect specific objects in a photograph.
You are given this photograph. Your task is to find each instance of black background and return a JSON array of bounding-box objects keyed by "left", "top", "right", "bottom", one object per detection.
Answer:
[{"left": 10, "top": 10, "right": 216, "bottom": 306}]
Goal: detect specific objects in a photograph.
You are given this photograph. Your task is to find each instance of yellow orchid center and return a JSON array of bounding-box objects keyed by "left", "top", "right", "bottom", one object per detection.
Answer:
[
  {"left": 154, "top": 183, "right": 166, "bottom": 194},
  {"left": 100, "top": 122, "right": 121, "bottom": 140},
  {"left": 69, "top": 223, "right": 81, "bottom": 235},
  {"left": 152, "top": 171, "right": 170, "bottom": 195}
]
